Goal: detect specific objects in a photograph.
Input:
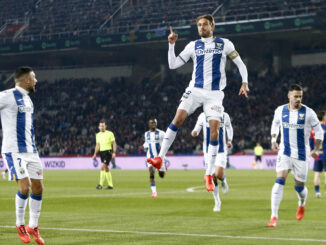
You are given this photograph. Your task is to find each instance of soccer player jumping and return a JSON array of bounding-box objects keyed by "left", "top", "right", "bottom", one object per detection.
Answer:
[
  {"left": 268, "top": 84, "right": 323, "bottom": 227},
  {"left": 147, "top": 14, "right": 249, "bottom": 191}
]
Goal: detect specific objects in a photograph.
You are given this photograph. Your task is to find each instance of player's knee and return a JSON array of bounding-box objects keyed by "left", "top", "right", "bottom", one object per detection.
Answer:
[
  {"left": 20, "top": 186, "right": 30, "bottom": 195},
  {"left": 159, "top": 172, "right": 165, "bottom": 178},
  {"left": 31, "top": 182, "right": 43, "bottom": 195},
  {"left": 216, "top": 171, "right": 224, "bottom": 180}
]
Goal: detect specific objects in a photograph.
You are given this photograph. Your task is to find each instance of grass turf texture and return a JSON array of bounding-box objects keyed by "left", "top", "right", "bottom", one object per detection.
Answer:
[{"left": 1, "top": 169, "right": 326, "bottom": 244}]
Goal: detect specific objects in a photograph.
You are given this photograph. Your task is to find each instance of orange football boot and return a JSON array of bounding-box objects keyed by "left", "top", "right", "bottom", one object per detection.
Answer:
[{"left": 26, "top": 226, "right": 44, "bottom": 245}]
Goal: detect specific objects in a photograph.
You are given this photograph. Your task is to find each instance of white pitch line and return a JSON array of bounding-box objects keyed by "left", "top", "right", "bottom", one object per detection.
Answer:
[
  {"left": 186, "top": 185, "right": 206, "bottom": 192},
  {"left": 0, "top": 225, "right": 325, "bottom": 243}
]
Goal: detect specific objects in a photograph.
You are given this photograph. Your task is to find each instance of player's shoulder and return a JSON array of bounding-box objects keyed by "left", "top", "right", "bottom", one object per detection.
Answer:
[
  {"left": 301, "top": 104, "right": 314, "bottom": 113},
  {"left": 156, "top": 129, "right": 165, "bottom": 134},
  {"left": 275, "top": 104, "right": 287, "bottom": 112},
  {"left": 0, "top": 88, "right": 15, "bottom": 97}
]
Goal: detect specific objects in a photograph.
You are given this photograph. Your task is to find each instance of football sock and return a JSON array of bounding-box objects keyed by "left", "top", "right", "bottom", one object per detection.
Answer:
[
  {"left": 295, "top": 185, "right": 307, "bottom": 207},
  {"left": 29, "top": 193, "right": 42, "bottom": 229},
  {"left": 159, "top": 123, "right": 178, "bottom": 159},
  {"left": 271, "top": 178, "right": 285, "bottom": 218},
  {"left": 212, "top": 182, "right": 220, "bottom": 205},
  {"left": 99, "top": 171, "right": 106, "bottom": 186},
  {"left": 205, "top": 141, "right": 218, "bottom": 175},
  {"left": 106, "top": 171, "right": 113, "bottom": 187},
  {"left": 16, "top": 191, "right": 28, "bottom": 226},
  {"left": 314, "top": 185, "right": 320, "bottom": 193},
  {"left": 150, "top": 183, "right": 156, "bottom": 193}
]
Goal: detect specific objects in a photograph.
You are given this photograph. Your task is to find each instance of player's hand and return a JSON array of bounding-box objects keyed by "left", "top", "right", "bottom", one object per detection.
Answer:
[
  {"left": 271, "top": 142, "right": 279, "bottom": 152},
  {"left": 112, "top": 153, "right": 116, "bottom": 159},
  {"left": 238, "top": 82, "right": 249, "bottom": 98},
  {"left": 227, "top": 140, "right": 232, "bottom": 148},
  {"left": 191, "top": 131, "right": 198, "bottom": 137},
  {"left": 310, "top": 149, "right": 319, "bottom": 159},
  {"left": 168, "top": 26, "right": 178, "bottom": 44}
]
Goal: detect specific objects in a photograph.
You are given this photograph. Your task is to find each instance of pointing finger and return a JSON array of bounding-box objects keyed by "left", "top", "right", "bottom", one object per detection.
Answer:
[{"left": 169, "top": 26, "right": 173, "bottom": 34}]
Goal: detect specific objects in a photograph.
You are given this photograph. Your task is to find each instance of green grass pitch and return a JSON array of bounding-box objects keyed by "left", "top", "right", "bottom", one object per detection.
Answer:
[{"left": 1, "top": 169, "right": 326, "bottom": 244}]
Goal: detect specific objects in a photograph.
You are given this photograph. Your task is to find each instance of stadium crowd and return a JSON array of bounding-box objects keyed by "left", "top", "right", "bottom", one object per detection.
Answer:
[{"left": 1, "top": 65, "right": 324, "bottom": 156}]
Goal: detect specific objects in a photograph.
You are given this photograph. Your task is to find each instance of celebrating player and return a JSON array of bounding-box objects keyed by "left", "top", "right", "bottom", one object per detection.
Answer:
[
  {"left": 147, "top": 14, "right": 248, "bottom": 191},
  {"left": 268, "top": 84, "right": 323, "bottom": 227},
  {"left": 311, "top": 111, "right": 326, "bottom": 197},
  {"left": 143, "top": 118, "right": 166, "bottom": 198},
  {"left": 192, "top": 112, "right": 233, "bottom": 211},
  {"left": 93, "top": 120, "right": 116, "bottom": 190},
  {"left": 0, "top": 67, "right": 44, "bottom": 244}
]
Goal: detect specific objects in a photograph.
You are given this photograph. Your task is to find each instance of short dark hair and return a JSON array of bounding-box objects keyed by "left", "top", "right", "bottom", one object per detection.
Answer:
[
  {"left": 99, "top": 119, "right": 106, "bottom": 124},
  {"left": 288, "top": 84, "right": 302, "bottom": 92},
  {"left": 317, "top": 111, "right": 326, "bottom": 121},
  {"left": 149, "top": 117, "right": 157, "bottom": 124},
  {"left": 14, "top": 66, "right": 33, "bottom": 81},
  {"left": 196, "top": 14, "right": 215, "bottom": 26}
]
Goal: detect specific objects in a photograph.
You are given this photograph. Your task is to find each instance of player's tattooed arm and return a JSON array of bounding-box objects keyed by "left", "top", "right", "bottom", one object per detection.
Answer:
[{"left": 311, "top": 139, "right": 322, "bottom": 158}]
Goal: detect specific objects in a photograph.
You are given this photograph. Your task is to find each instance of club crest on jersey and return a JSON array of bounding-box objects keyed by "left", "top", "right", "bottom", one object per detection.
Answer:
[
  {"left": 215, "top": 42, "right": 223, "bottom": 49},
  {"left": 155, "top": 134, "right": 159, "bottom": 140},
  {"left": 299, "top": 113, "right": 305, "bottom": 120}
]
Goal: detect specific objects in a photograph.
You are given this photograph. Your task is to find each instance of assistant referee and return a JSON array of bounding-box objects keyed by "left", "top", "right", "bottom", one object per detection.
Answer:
[{"left": 92, "top": 120, "right": 116, "bottom": 190}]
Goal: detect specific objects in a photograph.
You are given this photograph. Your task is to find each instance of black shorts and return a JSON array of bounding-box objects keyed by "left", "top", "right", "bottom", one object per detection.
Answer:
[
  {"left": 255, "top": 156, "right": 262, "bottom": 162},
  {"left": 313, "top": 160, "right": 326, "bottom": 172},
  {"left": 99, "top": 150, "right": 113, "bottom": 165}
]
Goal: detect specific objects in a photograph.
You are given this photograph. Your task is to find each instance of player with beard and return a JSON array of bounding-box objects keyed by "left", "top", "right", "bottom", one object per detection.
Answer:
[{"left": 148, "top": 14, "right": 249, "bottom": 191}]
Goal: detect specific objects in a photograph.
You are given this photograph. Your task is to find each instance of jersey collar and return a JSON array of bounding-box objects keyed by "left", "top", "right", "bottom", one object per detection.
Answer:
[
  {"left": 15, "top": 85, "right": 29, "bottom": 95},
  {"left": 201, "top": 36, "right": 215, "bottom": 43}
]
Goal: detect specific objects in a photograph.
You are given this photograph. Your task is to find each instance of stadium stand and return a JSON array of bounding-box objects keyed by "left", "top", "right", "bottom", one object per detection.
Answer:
[{"left": 5, "top": 65, "right": 320, "bottom": 156}]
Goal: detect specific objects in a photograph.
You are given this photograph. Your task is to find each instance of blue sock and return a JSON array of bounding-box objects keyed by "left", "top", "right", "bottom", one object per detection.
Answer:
[{"left": 315, "top": 185, "right": 320, "bottom": 193}]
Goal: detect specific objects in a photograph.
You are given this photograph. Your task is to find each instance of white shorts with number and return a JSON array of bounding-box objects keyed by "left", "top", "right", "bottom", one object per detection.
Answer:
[
  {"left": 276, "top": 154, "right": 308, "bottom": 182},
  {"left": 146, "top": 159, "right": 166, "bottom": 172},
  {"left": 2, "top": 152, "right": 43, "bottom": 181},
  {"left": 215, "top": 153, "right": 227, "bottom": 169},
  {"left": 178, "top": 87, "right": 224, "bottom": 121}
]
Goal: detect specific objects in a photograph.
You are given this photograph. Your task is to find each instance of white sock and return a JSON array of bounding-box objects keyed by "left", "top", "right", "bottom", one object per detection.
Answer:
[
  {"left": 150, "top": 183, "right": 157, "bottom": 193},
  {"left": 28, "top": 193, "right": 42, "bottom": 229},
  {"left": 295, "top": 186, "right": 308, "bottom": 207},
  {"left": 212, "top": 183, "right": 221, "bottom": 205},
  {"left": 271, "top": 180, "right": 285, "bottom": 218},
  {"left": 205, "top": 141, "right": 218, "bottom": 175},
  {"left": 159, "top": 123, "right": 178, "bottom": 159},
  {"left": 16, "top": 191, "right": 28, "bottom": 226}
]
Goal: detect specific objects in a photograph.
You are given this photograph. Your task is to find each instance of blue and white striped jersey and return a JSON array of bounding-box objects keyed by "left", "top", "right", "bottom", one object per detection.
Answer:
[
  {"left": 143, "top": 129, "right": 165, "bottom": 158},
  {"left": 178, "top": 36, "right": 235, "bottom": 91},
  {"left": 192, "top": 112, "right": 233, "bottom": 154},
  {"left": 0, "top": 86, "right": 37, "bottom": 153},
  {"left": 271, "top": 104, "right": 322, "bottom": 161}
]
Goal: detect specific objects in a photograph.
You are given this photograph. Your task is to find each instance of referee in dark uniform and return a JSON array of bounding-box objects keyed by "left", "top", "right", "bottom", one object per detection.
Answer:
[{"left": 92, "top": 120, "right": 116, "bottom": 190}]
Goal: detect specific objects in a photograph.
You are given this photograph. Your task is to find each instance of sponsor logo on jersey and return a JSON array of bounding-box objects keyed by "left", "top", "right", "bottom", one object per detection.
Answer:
[
  {"left": 195, "top": 48, "right": 223, "bottom": 56},
  {"left": 282, "top": 122, "right": 304, "bottom": 129},
  {"left": 18, "top": 105, "right": 33, "bottom": 113}
]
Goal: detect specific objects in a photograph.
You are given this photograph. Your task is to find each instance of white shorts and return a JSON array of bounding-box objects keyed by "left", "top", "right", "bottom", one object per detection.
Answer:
[
  {"left": 203, "top": 152, "right": 227, "bottom": 169},
  {"left": 276, "top": 154, "right": 308, "bottom": 182},
  {"left": 215, "top": 153, "right": 227, "bottom": 169},
  {"left": 2, "top": 152, "right": 43, "bottom": 181},
  {"left": 146, "top": 159, "right": 166, "bottom": 172},
  {"left": 178, "top": 87, "right": 224, "bottom": 121}
]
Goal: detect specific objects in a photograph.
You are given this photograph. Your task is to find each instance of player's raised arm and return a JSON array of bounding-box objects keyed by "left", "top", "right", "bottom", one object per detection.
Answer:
[{"left": 168, "top": 26, "right": 178, "bottom": 44}]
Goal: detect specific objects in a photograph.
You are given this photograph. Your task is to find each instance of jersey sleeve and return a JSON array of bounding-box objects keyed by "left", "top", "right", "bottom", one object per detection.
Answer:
[
  {"left": 0, "top": 92, "right": 8, "bottom": 110},
  {"left": 224, "top": 39, "right": 236, "bottom": 56},
  {"left": 178, "top": 41, "right": 194, "bottom": 63},
  {"left": 192, "top": 113, "right": 204, "bottom": 135},
  {"left": 271, "top": 107, "right": 281, "bottom": 137},
  {"left": 224, "top": 113, "right": 233, "bottom": 141},
  {"left": 143, "top": 133, "right": 149, "bottom": 150}
]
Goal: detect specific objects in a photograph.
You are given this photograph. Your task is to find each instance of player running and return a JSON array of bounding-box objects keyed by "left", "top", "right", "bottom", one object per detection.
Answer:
[
  {"left": 192, "top": 112, "right": 233, "bottom": 211},
  {"left": 147, "top": 14, "right": 249, "bottom": 191},
  {"left": 0, "top": 67, "right": 44, "bottom": 244},
  {"left": 268, "top": 84, "right": 323, "bottom": 227},
  {"left": 311, "top": 111, "right": 326, "bottom": 197},
  {"left": 143, "top": 118, "right": 166, "bottom": 198}
]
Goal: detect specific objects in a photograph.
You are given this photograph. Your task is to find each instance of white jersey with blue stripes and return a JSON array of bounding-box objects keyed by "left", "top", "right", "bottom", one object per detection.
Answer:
[
  {"left": 143, "top": 129, "right": 165, "bottom": 159},
  {"left": 193, "top": 112, "right": 233, "bottom": 154},
  {"left": 178, "top": 36, "right": 235, "bottom": 91},
  {"left": 0, "top": 86, "right": 37, "bottom": 153},
  {"left": 271, "top": 104, "right": 321, "bottom": 161}
]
